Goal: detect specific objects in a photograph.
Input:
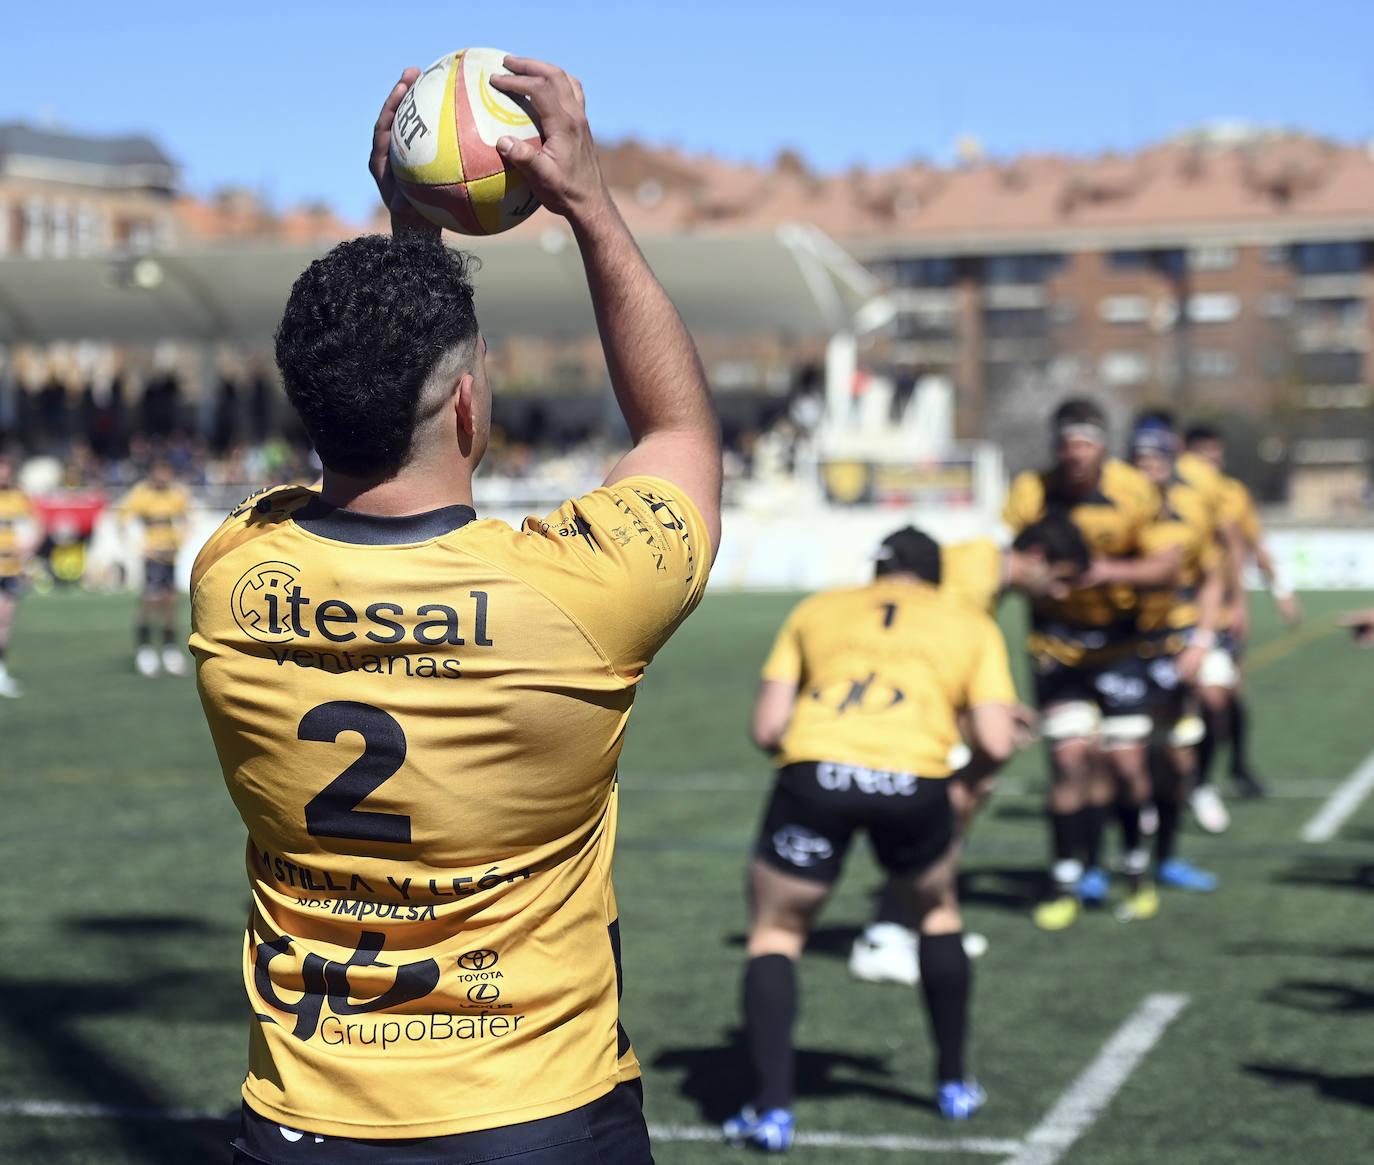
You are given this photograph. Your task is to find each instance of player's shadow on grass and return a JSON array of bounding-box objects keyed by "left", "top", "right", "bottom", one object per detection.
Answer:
[
  {"left": 1262, "top": 979, "right": 1374, "bottom": 1014},
  {"left": 1223, "top": 939, "right": 1374, "bottom": 962},
  {"left": 1244, "top": 1064, "right": 1374, "bottom": 1109},
  {"left": 956, "top": 866, "right": 1045, "bottom": 912},
  {"left": 652, "top": 1029, "right": 933, "bottom": 1123},
  {"left": 1270, "top": 858, "right": 1374, "bottom": 893}
]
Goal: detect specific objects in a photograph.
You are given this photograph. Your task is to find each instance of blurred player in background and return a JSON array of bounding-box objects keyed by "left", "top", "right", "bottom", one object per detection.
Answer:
[
  {"left": 1123, "top": 418, "right": 1224, "bottom": 915},
  {"left": 849, "top": 515, "right": 1089, "bottom": 985},
  {"left": 724, "top": 528, "right": 1018, "bottom": 1147},
  {"left": 118, "top": 457, "right": 190, "bottom": 676},
  {"left": 1003, "top": 398, "right": 1181, "bottom": 931},
  {"left": 0, "top": 455, "right": 35, "bottom": 697},
  {"left": 1184, "top": 424, "right": 1300, "bottom": 802},
  {"left": 196, "top": 58, "right": 720, "bottom": 1165}
]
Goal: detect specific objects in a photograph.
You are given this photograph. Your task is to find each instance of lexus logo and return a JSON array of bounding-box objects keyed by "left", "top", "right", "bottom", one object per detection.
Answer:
[
  {"left": 457, "top": 949, "right": 499, "bottom": 971},
  {"left": 467, "top": 983, "right": 501, "bottom": 1003}
]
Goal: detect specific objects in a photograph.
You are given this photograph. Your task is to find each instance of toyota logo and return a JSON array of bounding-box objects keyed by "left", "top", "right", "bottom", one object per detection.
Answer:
[{"left": 457, "top": 949, "right": 499, "bottom": 971}]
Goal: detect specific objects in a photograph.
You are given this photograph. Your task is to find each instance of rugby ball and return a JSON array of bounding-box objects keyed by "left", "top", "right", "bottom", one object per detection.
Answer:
[{"left": 389, "top": 48, "right": 543, "bottom": 235}]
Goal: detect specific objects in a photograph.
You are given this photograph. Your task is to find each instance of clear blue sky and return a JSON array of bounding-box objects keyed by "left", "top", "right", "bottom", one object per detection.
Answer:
[{"left": 5, "top": 0, "right": 1373, "bottom": 221}]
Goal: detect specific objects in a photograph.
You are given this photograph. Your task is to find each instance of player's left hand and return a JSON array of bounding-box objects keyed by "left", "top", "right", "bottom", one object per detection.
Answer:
[{"left": 370, "top": 69, "right": 443, "bottom": 235}]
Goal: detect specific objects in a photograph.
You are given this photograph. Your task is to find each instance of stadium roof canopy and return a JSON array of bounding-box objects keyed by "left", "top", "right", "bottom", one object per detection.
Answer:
[{"left": 0, "top": 223, "right": 889, "bottom": 348}]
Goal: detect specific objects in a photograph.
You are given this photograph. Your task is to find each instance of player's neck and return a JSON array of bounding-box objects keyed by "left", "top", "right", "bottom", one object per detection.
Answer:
[{"left": 320, "top": 463, "right": 475, "bottom": 517}]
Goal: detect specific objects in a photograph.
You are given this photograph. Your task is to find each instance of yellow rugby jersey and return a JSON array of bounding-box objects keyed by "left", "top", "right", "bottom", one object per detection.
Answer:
[
  {"left": 119, "top": 480, "right": 189, "bottom": 563},
  {"left": 190, "top": 476, "right": 708, "bottom": 1138},
  {"left": 1175, "top": 450, "right": 1229, "bottom": 526},
  {"left": 941, "top": 537, "right": 1004, "bottom": 615},
  {"left": 1002, "top": 459, "right": 1159, "bottom": 665},
  {"left": 1136, "top": 475, "right": 1218, "bottom": 641},
  {"left": 0, "top": 487, "right": 34, "bottom": 577},
  {"left": 761, "top": 579, "right": 1015, "bottom": 777},
  {"left": 1219, "top": 475, "right": 1262, "bottom": 546}
]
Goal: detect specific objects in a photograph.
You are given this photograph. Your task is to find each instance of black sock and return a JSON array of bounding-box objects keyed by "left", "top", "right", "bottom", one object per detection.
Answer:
[
  {"left": 1229, "top": 695, "right": 1250, "bottom": 775},
  {"left": 1117, "top": 801, "right": 1142, "bottom": 852},
  {"left": 1050, "top": 810, "right": 1081, "bottom": 864},
  {"left": 1155, "top": 800, "right": 1181, "bottom": 866},
  {"left": 1081, "top": 805, "right": 1107, "bottom": 869},
  {"left": 1196, "top": 706, "right": 1221, "bottom": 788},
  {"left": 137, "top": 624, "right": 151, "bottom": 647},
  {"left": 919, "top": 932, "right": 971, "bottom": 1083},
  {"left": 743, "top": 954, "right": 797, "bottom": 1111},
  {"left": 162, "top": 625, "right": 178, "bottom": 647}
]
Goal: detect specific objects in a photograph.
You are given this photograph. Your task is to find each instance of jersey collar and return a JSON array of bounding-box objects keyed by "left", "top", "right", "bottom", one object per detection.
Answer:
[{"left": 293, "top": 497, "right": 478, "bottom": 545}]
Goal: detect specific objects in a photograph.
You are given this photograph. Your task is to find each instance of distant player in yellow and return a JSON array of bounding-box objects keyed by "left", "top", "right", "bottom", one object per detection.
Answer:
[
  {"left": 723, "top": 527, "right": 1019, "bottom": 1145},
  {"left": 0, "top": 455, "right": 36, "bottom": 698},
  {"left": 1122, "top": 418, "right": 1226, "bottom": 914},
  {"left": 1184, "top": 423, "right": 1300, "bottom": 802},
  {"left": 1003, "top": 398, "right": 1183, "bottom": 930},
  {"left": 118, "top": 458, "right": 190, "bottom": 677},
  {"left": 193, "top": 59, "right": 720, "bottom": 1164},
  {"left": 849, "top": 516, "right": 1090, "bottom": 986}
]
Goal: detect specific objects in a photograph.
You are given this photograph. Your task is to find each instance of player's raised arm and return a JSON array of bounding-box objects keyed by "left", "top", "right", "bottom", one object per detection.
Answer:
[{"left": 492, "top": 57, "right": 722, "bottom": 558}]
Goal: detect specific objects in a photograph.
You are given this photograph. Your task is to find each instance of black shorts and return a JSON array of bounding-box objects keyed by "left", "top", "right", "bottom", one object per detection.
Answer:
[
  {"left": 753, "top": 761, "right": 954, "bottom": 885},
  {"left": 143, "top": 559, "right": 176, "bottom": 594},
  {"left": 231, "top": 1080, "right": 653, "bottom": 1164},
  {"left": 1031, "top": 653, "right": 1167, "bottom": 718},
  {"left": 0, "top": 575, "right": 21, "bottom": 598}
]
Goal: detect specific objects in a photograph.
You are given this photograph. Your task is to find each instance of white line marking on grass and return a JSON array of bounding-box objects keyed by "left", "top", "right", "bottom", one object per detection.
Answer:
[
  {"left": 1301, "top": 750, "right": 1374, "bottom": 842},
  {"left": 0, "top": 1100, "right": 231, "bottom": 1121},
  {"left": 649, "top": 1123, "right": 1022, "bottom": 1153},
  {"left": 999, "top": 992, "right": 1188, "bottom": 1165}
]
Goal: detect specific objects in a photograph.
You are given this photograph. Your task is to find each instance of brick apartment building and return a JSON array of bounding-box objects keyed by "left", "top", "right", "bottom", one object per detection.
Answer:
[{"left": 2, "top": 120, "right": 1372, "bottom": 509}]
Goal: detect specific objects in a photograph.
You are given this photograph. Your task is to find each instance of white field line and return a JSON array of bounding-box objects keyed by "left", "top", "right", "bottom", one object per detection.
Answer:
[
  {"left": 999, "top": 993, "right": 1189, "bottom": 1165},
  {"left": 650, "top": 1123, "right": 1022, "bottom": 1153},
  {"left": 1301, "top": 749, "right": 1374, "bottom": 842},
  {"left": 0, "top": 1100, "right": 1025, "bottom": 1155}
]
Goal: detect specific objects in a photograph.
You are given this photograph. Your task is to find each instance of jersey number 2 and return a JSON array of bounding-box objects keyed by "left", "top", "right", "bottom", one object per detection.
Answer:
[{"left": 300, "top": 701, "right": 411, "bottom": 844}]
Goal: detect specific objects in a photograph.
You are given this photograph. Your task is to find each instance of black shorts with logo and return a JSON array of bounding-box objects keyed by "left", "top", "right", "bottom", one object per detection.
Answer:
[
  {"left": 1030, "top": 652, "right": 1170, "bottom": 718},
  {"left": 143, "top": 558, "right": 176, "bottom": 594},
  {"left": 754, "top": 761, "right": 954, "bottom": 885},
  {"left": 231, "top": 1080, "right": 653, "bottom": 1164}
]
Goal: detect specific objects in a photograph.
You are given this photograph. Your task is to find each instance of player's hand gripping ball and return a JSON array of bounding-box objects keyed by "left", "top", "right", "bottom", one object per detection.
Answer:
[{"left": 389, "top": 48, "right": 543, "bottom": 234}]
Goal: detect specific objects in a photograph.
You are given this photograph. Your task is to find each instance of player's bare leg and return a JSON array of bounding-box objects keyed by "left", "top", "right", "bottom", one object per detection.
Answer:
[
  {"left": 135, "top": 590, "right": 161, "bottom": 676},
  {"left": 157, "top": 587, "right": 187, "bottom": 675},
  {"left": 0, "top": 591, "right": 20, "bottom": 697},
  {"left": 1036, "top": 719, "right": 1098, "bottom": 927},
  {"left": 1102, "top": 736, "right": 1154, "bottom": 914},
  {"left": 891, "top": 842, "right": 985, "bottom": 1119},
  {"left": 734, "top": 859, "right": 831, "bottom": 1136}
]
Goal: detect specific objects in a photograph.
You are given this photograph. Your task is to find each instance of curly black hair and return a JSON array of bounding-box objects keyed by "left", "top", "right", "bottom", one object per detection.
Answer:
[
  {"left": 1013, "top": 514, "right": 1091, "bottom": 575},
  {"left": 275, "top": 233, "right": 479, "bottom": 478}
]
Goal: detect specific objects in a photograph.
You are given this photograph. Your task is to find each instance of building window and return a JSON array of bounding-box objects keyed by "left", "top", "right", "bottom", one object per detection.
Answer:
[
  {"left": 1294, "top": 241, "right": 1366, "bottom": 276},
  {"left": 1099, "top": 295, "right": 1150, "bottom": 323},
  {"left": 983, "top": 253, "right": 1064, "bottom": 285},
  {"left": 1099, "top": 351, "right": 1151, "bottom": 385},
  {"left": 983, "top": 308, "right": 1048, "bottom": 338},
  {"left": 893, "top": 307, "right": 957, "bottom": 341},
  {"left": 1265, "top": 244, "right": 1289, "bottom": 266},
  {"left": 1192, "top": 350, "right": 1238, "bottom": 379},
  {"left": 892, "top": 256, "right": 956, "bottom": 288},
  {"left": 1187, "top": 293, "right": 1241, "bottom": 323},
  {"left": 1049, "top": 301, "right": 1077, "bottom": 326},
  {"left": 1108, "top": 250, "right": 1149, "bottom": 270},
  {"left": 1188, "top": 245, "right": 1237, "bottom": 271},
  {"left": 1297, "top": 351, "right": 1364, "bottom": 384},
  {"left": 1259, "top": 292, "right": 1292, "bottom": 318}
]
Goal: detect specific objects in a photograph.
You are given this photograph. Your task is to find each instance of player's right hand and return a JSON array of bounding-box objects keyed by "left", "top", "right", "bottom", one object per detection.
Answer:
[
  {"left": 370, "top": 69, "right": 441, "bottom": 235},
  {"left": 491, "top": 58, "right": 611, "bottom": 227}
]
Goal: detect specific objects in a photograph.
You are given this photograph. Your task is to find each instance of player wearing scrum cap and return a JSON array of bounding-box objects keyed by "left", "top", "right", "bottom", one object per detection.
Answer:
[
  {"left": 1124, "top": 418, "right": 1225, "bottom": 914},
  {"left": 849, "top": 516, "right": 1091, "bottom": 985},
  {"left": 724, "top": 527, "right": 1021, "bottom": 1146},
  {"left": 1184, "top": 424, "right": 1301, "bottom": 803},
  {"left": 1003, "top": 398, "right": 1183, "bottom": 931}
]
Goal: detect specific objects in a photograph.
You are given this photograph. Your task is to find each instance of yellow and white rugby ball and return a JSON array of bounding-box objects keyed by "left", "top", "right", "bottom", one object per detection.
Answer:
[{"left": 389, "top": 48, "right": 543, "bottom": 235}]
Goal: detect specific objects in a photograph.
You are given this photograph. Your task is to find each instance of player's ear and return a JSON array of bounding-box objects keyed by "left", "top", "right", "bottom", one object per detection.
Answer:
[{"left": 455, "top": 373, "right": 476, "bottom": 437}]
